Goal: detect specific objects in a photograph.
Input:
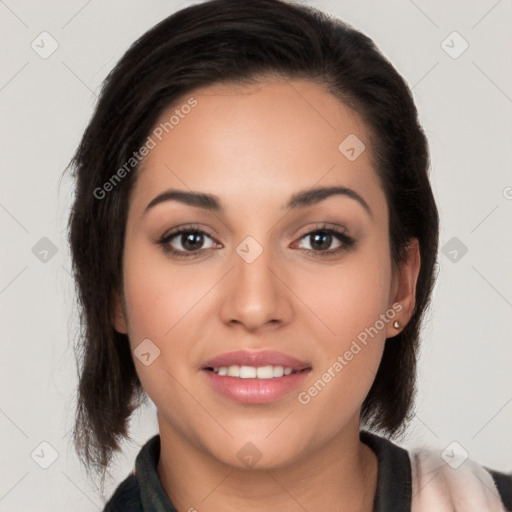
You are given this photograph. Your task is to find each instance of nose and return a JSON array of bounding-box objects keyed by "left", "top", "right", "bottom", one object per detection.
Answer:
[{"left": 218, "top": 240, "right": 294, "bottom": 333}]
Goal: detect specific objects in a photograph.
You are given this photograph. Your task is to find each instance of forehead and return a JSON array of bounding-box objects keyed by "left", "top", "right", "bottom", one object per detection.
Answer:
[{"left": 131, "top": 79, "right": 384, "bottom": 215}]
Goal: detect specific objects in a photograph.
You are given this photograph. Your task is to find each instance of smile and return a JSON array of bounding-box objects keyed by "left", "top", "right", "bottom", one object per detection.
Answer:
[
  {"left": 201, "top": 350, "right": 312, "bottom": 404},
  {"left": 209, "top": 365, "right": 296, "bottom": 379}
]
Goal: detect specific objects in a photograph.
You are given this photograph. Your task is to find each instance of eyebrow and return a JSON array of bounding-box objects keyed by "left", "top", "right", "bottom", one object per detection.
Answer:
[{"left": 144, "top": 186, "right": 372, "bottom": 218}]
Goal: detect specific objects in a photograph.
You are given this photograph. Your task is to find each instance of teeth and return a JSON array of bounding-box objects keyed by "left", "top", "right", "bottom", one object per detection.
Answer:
[
  {"left": 256, "top": 365, "right": 273, "bottom": 379},
  {"left": 227, "top": 365, "right": 240, "bottom": 377},
  {"left": 212, "top": 365, "right": 296, "bottom": 378},
  {"left": 240, "top": 366, "right": 256, "bottom": 378},
  {"left": 273, "top": 366, "right": 284, "bottom": 378}
]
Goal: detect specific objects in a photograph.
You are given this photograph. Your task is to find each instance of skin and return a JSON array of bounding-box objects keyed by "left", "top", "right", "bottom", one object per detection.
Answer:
[{"left": 113, "top": 78, "right": 421, "bottom": 512}]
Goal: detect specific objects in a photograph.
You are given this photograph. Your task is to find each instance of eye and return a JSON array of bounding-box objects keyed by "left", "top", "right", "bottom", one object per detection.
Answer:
[
  {"left": 158, "top": 226, "right": 219, "bottom": 258},
  {"left": 294, "top": 225, "right": 355, "bottom": 256},
  {"left": 157, "top": 223, "right": 355, "bottom": 259}
]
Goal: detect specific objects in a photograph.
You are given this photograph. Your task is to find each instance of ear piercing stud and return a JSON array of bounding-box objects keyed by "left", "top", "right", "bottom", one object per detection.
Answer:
[{"left": 393, "top": 320, "right": 400, "bottom": 329}]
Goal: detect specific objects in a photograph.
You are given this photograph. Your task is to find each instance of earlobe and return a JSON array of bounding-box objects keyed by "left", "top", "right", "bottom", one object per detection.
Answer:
[
  {"left": 112, "top": 290, "right": 128, "bottom": 334},
  {"left": 386, "top": 239, "right": 421, "bottom": 337}
]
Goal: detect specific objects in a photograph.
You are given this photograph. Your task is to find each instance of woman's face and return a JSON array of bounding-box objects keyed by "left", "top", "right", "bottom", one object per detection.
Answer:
[{"left": 114, "top": 79, "right": 417, "bottom": 469}]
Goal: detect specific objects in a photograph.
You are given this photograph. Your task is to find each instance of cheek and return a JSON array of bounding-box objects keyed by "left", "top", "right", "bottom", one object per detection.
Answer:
[
  {"left": 121, "top": 240, "right": 223, "bottom": 396},
  {"left": 121, "top": 240, "right": 212, "bottom": 342},
  {"left": 291, "top": 240, "right": 392, "bottom": 404},
  {"left": 121, "top": 247, "right": 205, "bottom": 409},
  {"left": 296, "top": 242, "right": 393, "bottom": 344}
]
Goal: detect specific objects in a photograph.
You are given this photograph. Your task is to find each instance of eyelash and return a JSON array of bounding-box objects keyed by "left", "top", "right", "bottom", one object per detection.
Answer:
[{"left": 157, "top": 223, "right": 356, "bottom": 259}]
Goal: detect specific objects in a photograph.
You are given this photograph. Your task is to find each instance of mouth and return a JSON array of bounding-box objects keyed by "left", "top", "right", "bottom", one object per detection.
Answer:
[
  {"left": 201, "top": 350, "right": 312, "bottom": 404},
  {"left": 205, "top": 365, "right": 306, "bottom": 379}
]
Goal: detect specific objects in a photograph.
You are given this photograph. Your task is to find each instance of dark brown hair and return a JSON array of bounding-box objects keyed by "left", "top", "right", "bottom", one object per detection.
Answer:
[{"left": 67, "top": 0, "right": 439, "bottom": 479}]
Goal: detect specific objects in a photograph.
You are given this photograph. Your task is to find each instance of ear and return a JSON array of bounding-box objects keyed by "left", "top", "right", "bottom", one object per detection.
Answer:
[
  {"left": 112, "top": 290, "right": 128, "bottom": 334},
  {"left": 385, "top": 238, "right": 421, "bottom": 338}
]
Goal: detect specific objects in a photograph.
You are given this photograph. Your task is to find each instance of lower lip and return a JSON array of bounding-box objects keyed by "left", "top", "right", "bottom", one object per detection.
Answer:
[{"left": 202, "top": 369, "right": 311, "bottom": 404}]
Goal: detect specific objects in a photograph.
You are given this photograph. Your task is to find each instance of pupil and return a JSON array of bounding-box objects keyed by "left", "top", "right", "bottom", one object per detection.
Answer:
[
  {"left": 311, "top": 232, "right": 331, "bottom": 250},
  {"left": 182, "top": 232, "right": 203, "bottom": 250}
]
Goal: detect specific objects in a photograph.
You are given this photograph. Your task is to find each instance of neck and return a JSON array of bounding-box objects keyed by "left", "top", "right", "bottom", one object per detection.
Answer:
[{"left": 156, "top": 418, "right": 378, "bottom": 512}]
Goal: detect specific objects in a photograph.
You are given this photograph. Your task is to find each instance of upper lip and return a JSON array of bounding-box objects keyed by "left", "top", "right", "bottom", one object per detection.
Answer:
[{"left": 202, "top": 350, "right": 312, "bottom": 371}]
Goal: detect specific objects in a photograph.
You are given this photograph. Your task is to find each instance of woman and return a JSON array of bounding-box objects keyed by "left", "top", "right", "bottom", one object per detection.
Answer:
[{"left": 67, "top": 0, "right": 511, "bottom": 510}]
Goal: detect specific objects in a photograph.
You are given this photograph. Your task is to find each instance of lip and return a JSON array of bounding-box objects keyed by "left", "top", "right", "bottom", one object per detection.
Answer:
[
  {"left": 201, "top": 350, "right": 312, "bottom": 405},
  {"left": 202, "top": 350, "right": 311, "bottom": 371}
]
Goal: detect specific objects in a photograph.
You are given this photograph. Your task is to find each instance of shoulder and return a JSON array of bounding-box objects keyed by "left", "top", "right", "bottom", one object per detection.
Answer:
[
  {"left": 487, "top": 468, "right": 512, "bottom": 511},
  {"left": 103, "top": 472, "right": 143, "bottom": 512},
  {"left": 409, "top": 447, "right": 511, "bottom": 512},
  {"left": 360, "top": 430, "right": 511, "bottom": 512}
]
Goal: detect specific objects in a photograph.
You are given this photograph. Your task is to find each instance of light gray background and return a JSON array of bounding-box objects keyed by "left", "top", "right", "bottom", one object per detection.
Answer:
[{"left": 1, "top": 0, "right": 511, "bottom": 510}]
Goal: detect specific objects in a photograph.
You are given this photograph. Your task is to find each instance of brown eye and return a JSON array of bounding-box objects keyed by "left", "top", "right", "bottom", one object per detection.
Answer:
[
  {"left": 295, "top": 226, "right": 356, "bottom": 256},
  {"left": 158, "top": 227, "right": 219, "bottom": 258},
  {"left": 303, "top": 231, "right": 338, "bottom": 251},
  {"left": 176, "top": 231, "right": 207, "bottom": 251}
]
